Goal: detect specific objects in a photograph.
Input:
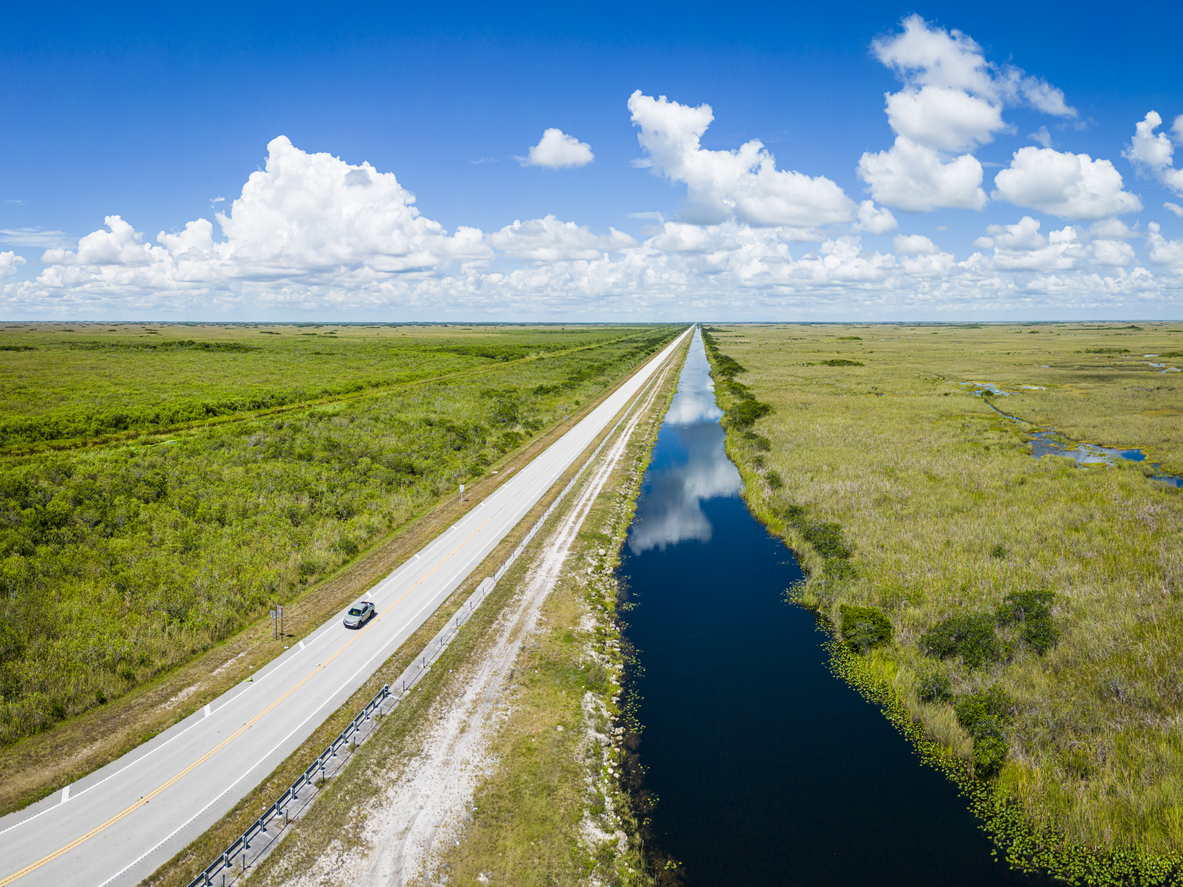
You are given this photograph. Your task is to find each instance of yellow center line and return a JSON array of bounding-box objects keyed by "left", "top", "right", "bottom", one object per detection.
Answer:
[{"left": 1, "top": 515, "right": 496, "bottom": 886}]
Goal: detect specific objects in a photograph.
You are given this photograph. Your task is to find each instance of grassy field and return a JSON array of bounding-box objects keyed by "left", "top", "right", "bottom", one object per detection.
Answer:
[
  {"left": 223, "top": 334, "right": 685, "bottom": 887},
  {"left": 0, "top": 323, "right": 680, "bottom": 750},
  {"left": 701, "top": 322, "right": 1183, "bottom": 883}
]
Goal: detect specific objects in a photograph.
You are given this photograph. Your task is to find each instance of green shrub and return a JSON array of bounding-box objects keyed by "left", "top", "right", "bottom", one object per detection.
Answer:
[
  {"left": 920, "top": 612, "right": 1003, "bottom": 668},
  {"left": 916, "top": 669, "right": 952, "bottom": 703},
  {"left": 726, "top": 399, "right": 772, "bottom": 429},
  {"left": 802, "top": 521, "right": 851, "bottom": 559},
  {"left": 971, "top": 724, "right": 1010, "bottom": 778},
  {"left": 711, "top": 354, "right": 747, "bottom": 379},
  {"left": 821, "top": 358, "right": 864, "bottom": 367},
  {"left": 996, "top": 589, "right": 1058, "bottom": 655},
  {"left": 995, "top": 589, "right": 1055, "bottom": 625},
  {"left": 782, "top": 504, "right": 807, "bottom": 523},
  {"left": 954, "top": 685, "right": 1014, "bottom": 778},
  {"left": 766, "top": 470, "right": 783, "bottom": 490},
  {"left": 1022, "top": 612, "right": 1059, "bottom": 655},
  {"left": 840, "top": 605, "right": 893, "bottom": 653},
  {"left": 779, "top": 506, "right": 852, "bottom": 560}
]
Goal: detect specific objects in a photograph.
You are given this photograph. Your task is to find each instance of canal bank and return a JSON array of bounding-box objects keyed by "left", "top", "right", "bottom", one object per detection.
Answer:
[{"left": 617, "top": 328, "right": 1036, "bottom": 886}]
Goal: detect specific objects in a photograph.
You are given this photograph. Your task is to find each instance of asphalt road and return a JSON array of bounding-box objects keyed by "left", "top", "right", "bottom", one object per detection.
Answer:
[{"left": 0, "top": 327, "right": 691, "bottom": 887}]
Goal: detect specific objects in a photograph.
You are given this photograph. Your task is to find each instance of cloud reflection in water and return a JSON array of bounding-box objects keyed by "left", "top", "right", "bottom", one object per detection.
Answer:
[{"left": 628, "top": 332, "right": 741, "bottom": 554}]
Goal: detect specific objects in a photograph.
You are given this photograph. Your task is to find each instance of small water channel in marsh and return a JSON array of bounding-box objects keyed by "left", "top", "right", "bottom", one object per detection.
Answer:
[
  {"left": 981, "top": 399, "right": 1183, "bottom": 487},
  {"left": 617, "top": 329, "right": 1036, "bottom": 886}
]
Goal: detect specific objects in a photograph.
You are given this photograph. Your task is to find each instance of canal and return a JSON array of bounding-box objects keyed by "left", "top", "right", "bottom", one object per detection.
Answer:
[{"left": 616, "top": 328, "right": 1036, "bottom": 886}]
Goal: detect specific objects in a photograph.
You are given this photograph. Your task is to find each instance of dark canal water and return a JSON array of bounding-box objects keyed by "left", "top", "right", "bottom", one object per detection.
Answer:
[{"left": 617, "top": 329, "right": 1036, "bottom": 887}]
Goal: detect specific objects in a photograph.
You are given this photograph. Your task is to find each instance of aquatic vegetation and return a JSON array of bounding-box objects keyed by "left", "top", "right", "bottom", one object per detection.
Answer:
[{"left": 701, "top": 321, "right": 1183, "bottom": 880}]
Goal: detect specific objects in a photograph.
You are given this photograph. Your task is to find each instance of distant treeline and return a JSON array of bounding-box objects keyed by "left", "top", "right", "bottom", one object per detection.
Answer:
[
  {"left": 67, "top": 340, "right": 259, "bottom": 353},
  {"left": 0, "top": 384, "right": 375, "bottom": 449}
]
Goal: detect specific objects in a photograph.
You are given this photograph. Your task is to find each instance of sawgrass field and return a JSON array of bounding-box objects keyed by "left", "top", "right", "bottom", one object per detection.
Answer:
[
  {"left": 0, "top": 322, "right": 680, "bottom": 747},
  {"left": 702, "top": 322, "right": 1183, "bottom": 879}
]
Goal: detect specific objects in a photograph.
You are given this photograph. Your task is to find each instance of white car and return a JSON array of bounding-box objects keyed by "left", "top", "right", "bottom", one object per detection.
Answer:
[{"left": 343, "top": 600, "right": 375, "bottom": 629}]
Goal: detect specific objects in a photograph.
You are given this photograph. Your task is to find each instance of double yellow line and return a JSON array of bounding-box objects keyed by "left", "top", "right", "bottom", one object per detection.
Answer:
[{"left": 0, "top": 514, "right": 495, "bottom": 886}]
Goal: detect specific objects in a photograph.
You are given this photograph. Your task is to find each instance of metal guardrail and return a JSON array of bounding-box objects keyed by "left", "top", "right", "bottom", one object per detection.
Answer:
[
  {"left": 187, "top": 682, "right": 391, "bottom": 887},
  {"left": 184, "top": 355, "right": 668, "bottom": 887}
]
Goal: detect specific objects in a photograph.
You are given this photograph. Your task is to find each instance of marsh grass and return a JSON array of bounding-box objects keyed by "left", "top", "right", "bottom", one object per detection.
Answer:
[
  {"left": 705, "top": 323, "right": 1183, "bottom": 880},
  {"left": 0, "top": 324, "right": 679, "bottom": 749}
]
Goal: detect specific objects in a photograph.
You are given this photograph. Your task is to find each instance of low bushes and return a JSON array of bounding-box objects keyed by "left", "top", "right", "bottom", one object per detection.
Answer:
[
  {"left": 839, "top": 605, "right": 893, "bottom": 653},
  {"left": 920, "top": 612, "right": 1003, "bottom": 668},
  {"left": 995, "top": 589, "right": 1059, "bottom": 655},
  {"left": 920, "top": 590, "right": 1058, "bottom": 668},
  {"left": 954, "top": 686, "right": 1014, "bottom": 777},
  {"left": 916, "top": 667, "right": 952, "bottom": 704}
]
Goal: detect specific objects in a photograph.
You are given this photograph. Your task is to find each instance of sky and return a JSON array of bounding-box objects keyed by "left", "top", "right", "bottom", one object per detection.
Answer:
[{"left": 2, "top": 1, "right": 1183, "bottom": 322}]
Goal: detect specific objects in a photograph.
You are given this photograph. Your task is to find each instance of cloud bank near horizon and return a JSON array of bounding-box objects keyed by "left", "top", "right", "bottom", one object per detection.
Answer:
[{"left": 4, "top": 17, "right": 1183, "bottom": 320}]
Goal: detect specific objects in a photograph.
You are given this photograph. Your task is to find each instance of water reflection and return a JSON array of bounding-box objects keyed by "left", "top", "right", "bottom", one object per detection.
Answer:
[
  {"left": 618, "top": 329, "right": 1036, "bottom": 886},
  {"left": 627, "top": 332, "right": 740, "bottom": 554}
]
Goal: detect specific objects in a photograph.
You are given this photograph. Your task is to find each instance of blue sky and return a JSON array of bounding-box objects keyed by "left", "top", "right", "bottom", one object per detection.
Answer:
[{"left": 3, "top": 1, "right": 1183, "bottom": 320}]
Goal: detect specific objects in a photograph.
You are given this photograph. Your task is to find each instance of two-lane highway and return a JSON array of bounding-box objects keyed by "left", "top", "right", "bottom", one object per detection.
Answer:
[{"left": 0, "top": 326, "right": 692, "bottom": 887}]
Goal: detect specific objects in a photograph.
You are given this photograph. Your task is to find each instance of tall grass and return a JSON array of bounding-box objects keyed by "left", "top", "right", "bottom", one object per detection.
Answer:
[
  {"left": 0, "top": 324, "right": 680, "bottom": 746},
  {"left": 703, "top": 323, "right": 1183, "bottom": 871}
]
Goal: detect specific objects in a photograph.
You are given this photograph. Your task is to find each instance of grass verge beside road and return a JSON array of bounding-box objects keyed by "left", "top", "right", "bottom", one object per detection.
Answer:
[
  {"left": 0, "top": 325, "right": 680, "bottom": 817},
  {"left": 702, "top": 323, "right": 1183, "bottom": 885}
]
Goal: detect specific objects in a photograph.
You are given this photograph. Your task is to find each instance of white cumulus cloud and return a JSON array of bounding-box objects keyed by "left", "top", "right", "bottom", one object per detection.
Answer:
[
  {"left": 978, "top": 216, "right": 1085, "bottom": 272},
  {"left": 32, "top": 137, "right": 491, "bottom": 309},
  {"left": 522, "top": 129, "right": 594, "bottom": 169},
  {"left": 0, "top": 251, "right": 27, "bottom": 280},
  {"left": 487, "top": 215, "right": 635, "bottom": 261},
  {"left": 1090, "top": 240, "right": 1135, "bottom": 266},
  {"left": 1123, "top": 111, "right": 1183, "bottom": 195},
  {"left": 1090, "top": 218, "right": 1138, "bottom": 240},
  {"left": 993, "top": 147, "right": 1142, "bottom": 220},
  {"left": 628, "top": 90, "right": 856, "bottom": 228},
  {"left": 894, "top": 233, "right": 940, "bottom": 254},
  {"left": 1166, "top": 202, "right": 1183, "bottom": 217},
  {"left": 8, "top": 126, "right": 1183, "bottom": 321},
  {"left": 860, "top": 15, "right": 1076, "bottom": 213},
  {"left": 1147, "top": 222, "right": 1183, "bottom": 269},
  {"left": 855, "top": 200, "right": 898, "bottom": 234},
  {"left": 884, "top": 86, "right": 1005, "bottom": 153},
  {"left": 859, "top": 137, "right": 987, "bottom": 211}
]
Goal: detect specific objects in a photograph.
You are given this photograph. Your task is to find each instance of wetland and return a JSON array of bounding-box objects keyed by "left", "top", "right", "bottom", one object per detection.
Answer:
[{"left": 696, "top": 322, "right": 1183, "bottom": 884}]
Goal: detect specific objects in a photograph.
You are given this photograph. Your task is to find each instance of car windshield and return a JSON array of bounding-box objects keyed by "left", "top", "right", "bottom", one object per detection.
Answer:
[{"left": 348, "top": 607, "right": 364, "bottom": 616}]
